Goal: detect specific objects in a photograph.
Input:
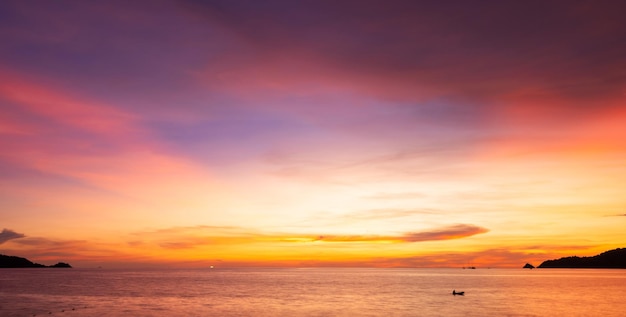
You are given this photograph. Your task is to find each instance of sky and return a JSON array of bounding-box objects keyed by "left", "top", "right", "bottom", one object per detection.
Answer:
[{"left": 1, "top": 0, "right": 625, "bottom": 268}]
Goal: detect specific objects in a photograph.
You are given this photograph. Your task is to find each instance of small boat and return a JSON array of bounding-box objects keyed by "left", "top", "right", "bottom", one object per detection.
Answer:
[{"left": 452, "top": 290, "right": 465, "bottom": 296}]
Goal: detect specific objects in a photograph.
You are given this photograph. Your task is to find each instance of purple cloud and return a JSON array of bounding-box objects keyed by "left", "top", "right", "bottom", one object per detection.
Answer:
[
  {"left": 402, "top": 224, "right": 489, "bottom": 242},
  {"left": 309, "top": 224, "right": 488, "bottom": 243},
  {"left": 0, "top": 228, "right": 25, "bottom": 244}
]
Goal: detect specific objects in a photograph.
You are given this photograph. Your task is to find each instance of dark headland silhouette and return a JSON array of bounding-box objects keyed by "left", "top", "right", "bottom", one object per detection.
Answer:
[
  {"left": 523, "top": 263, "right": 535, "bottom": 269},
  {"left": 538, "top": 248, "right": 626, "bottom": 268},
  {"left": 0, "top": 254, "right": 71, "bottom": 268}
]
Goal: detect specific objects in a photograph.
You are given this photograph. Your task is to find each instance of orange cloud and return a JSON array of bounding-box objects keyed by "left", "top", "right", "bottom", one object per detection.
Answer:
[
  {"left": 367, "top": 244, "right": 609, "bottom": 268},
  {"left": 1, "top": 233, "right": 171, "bottom": 268},
  {"left": 3, "top": 227, "right": 609, "bottom": 269},
  {"left": 125, "top": 224, "right": 488, "bottom": 250}
]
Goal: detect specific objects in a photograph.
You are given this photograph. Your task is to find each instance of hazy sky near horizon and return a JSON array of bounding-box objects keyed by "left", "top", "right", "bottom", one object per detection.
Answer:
[{"left": 1, "top": 0, "right": 625, "bottom": 268}]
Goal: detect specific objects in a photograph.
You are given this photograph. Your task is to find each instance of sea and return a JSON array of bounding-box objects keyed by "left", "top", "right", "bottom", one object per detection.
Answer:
[{"left": 0, "top": 268, "right": 624, "bottom": 316}]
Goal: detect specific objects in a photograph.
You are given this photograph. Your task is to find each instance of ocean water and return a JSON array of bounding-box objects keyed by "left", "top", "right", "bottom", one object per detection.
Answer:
[{"left": 0, "top": 268, "right": 624, "bottom": 316}]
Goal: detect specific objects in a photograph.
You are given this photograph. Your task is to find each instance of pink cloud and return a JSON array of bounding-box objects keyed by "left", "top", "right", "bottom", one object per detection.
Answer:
[
  {"left": 0, "top": 70, "right": 140, "bottom": 139},
  {"left": 0, "top": 68, "right": 216, "bottom": 195}
]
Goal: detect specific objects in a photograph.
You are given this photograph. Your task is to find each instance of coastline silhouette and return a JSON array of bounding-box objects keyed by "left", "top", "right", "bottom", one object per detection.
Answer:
[
  {"left": 538, "top": 248, "right": 626, "bottom": 268},
  {"left": 0, "top": 254, "right": 72, "bottom": 268}
]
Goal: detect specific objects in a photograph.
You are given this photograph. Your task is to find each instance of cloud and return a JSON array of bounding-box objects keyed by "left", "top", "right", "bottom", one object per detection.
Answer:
[
  {"left": 3, "top": 236, "right": 151, "bottom": 267},
  {"left": 131, "top": 225, "right": 253, "bottom": 240},
  {"left": 0, "top": 228, "right": 25, "bottom": 244},
  {"left": 365, "top": 192, "right": 427, "bottom": 200},
  {"left": 362, "top": 245, "right": 604, "bottom": 268},
  {"left": 128, "top": 226, "right": 261, "bottom": 250},
  {"left": 337, "top": 208, "right": 438, "bottom": 222},
  {"left": 0, "top": 70, "right": 139, "bottom": 140},
  {"left": 216, "top": 245, "right": 568, "bottom": 268},
  {"left": 125, "top": 224, "right": 489, "bottom": 250},
  {"left": 401, "top": 224, "right": 489, "bottom": 242},
  {"left": 158, "top": 236, "right": 215, "bottom": 250},
  {"left": 185, "top": 0, "right": 626, "bottom": 108},
  {"left": 10, "top": 237, "right": 86, "bottom": 248},
  {"left": 310, "top": 224, "right": 488, "bottom": 243},
  {"left": 0, "top": 70, "right": 220, "bottom": 204},
  {"left": 603, "top": 213, "right": 626, "bottom": 217}
]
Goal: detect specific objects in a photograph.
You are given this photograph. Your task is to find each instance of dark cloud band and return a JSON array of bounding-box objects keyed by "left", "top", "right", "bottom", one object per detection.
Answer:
[{"left": 0, "top": 228, "right": 25, "bottom": 244}]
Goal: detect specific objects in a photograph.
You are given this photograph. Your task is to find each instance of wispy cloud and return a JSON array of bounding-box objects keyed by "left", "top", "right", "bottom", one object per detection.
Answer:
[
  {"left": 364, "top": 245, "right": 607, "bottom": 268},
  {"left": 127, "top": 224, "right": 489, "bottom": 249},
  {"left": 602, "top": 213, "right": 626, "bottom": 217},
  {"left": 10, "top": 237, "right": 87, "bottom": 248},
  {"left": 365, "top": 192, "right": 427, "bottom": 200},
  {"left": 3, "top": 235, "right": 155, "bottom": 267},
  {"left": 325, "top": 208, "right": 440, "bottom": 224},
  {"left": 312, "top": 224, "right": 488, "bottom": 243},
  {"left": 211, "top": 246, "right": 592, "bottom": 268},
  {"left": 185, "top": 0, "right": 626, "bottom": 108},
  {"left": 401, "top": 224, "right": 489, "bottom": 242},
  {"left": 0, "top": 228, "right": 25, "bottom": 244},
  {"left": 128, "top": 226, "right": 261, "bottom": 250}
]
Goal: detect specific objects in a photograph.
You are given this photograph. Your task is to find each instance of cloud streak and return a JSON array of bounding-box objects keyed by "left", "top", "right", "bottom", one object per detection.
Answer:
[
  {"left": 0, "top": 228, "right": 25, "bottom": 244},
  {"left": 401, "top": 224, "right": 489, "bottom": 242},
  {"left": 128, "top": 224, "right": 489, "bottom": 249},
  {"left": 185, "top": 0, "right": 626, "bottom": 107},
  {"left": 312, "top": 224, "right": 488, "bottom": 243}
]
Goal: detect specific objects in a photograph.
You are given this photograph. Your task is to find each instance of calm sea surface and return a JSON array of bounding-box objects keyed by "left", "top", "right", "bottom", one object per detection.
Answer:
[{"left": 0, "top": 268, "right": 624, "bottom": 316}]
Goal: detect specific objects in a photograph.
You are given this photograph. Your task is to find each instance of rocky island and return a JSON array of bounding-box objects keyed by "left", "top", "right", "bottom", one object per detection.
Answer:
[
  {"left": 0, "top": 254, "right": 72, "bottom": 268},
  {"left": 538, "top": 248, "right": 626, "bottom": 268}
]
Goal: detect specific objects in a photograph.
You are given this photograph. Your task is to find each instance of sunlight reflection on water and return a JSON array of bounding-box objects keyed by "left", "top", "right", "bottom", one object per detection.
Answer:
[{"left": 0, "top": 268, "right": 624, "bottom": 316}]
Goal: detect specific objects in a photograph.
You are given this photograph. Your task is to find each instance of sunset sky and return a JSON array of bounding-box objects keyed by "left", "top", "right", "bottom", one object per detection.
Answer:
[{"left": 1, "top": 0, "right": 625, "bottom": 268}]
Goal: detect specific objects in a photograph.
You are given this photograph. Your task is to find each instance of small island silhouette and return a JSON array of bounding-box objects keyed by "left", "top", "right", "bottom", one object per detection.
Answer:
[
  {"left": 0, "top": 254, "right": 72, "bottom": 268},
  {"left": 538, "top": 248, "right": 626, "bottom": 268}
]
